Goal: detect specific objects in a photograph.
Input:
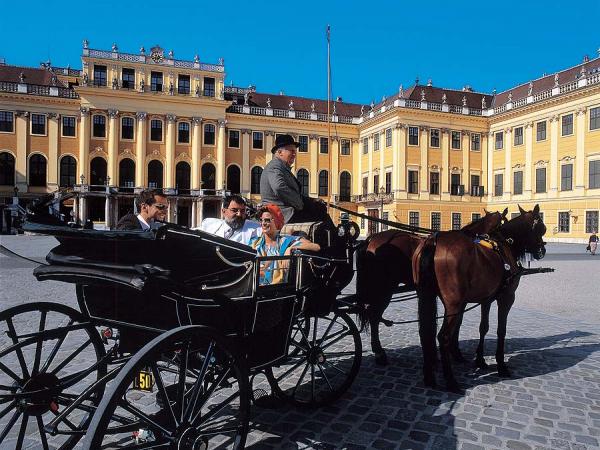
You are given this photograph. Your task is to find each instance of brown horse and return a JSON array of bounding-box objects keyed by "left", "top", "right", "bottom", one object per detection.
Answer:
[
  {"left": 355, "top": 209, "right": 508, "bottom": 365},
  {"left": 413, "top": 205, "right": 546, "bottom": 393}
]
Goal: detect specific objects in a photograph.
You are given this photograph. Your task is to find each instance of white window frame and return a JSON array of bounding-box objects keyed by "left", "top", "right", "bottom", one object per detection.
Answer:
[
  {"left": 61, "top": 115, "right": 77, "bottom": 139},
  {"left": 203, "top": 123, "right": 216, "bottom": 146},
  {"left": 252, "top": 131, "right": 264, "bottom": 150},
  {"left": 589, "top": 106, "right": 600, "bottom": 132},
  {"left": 149, "top": 117, "right": 164, "bottom": 143},
  {"left": 470, "top": 132, "right": 480, "bottom": 151},
  {"left": 30, "top": 113, "right": 47, "bottom": 136},
  {"left": 557, "top": 211, "right": 571, "bottom": 233},
  {"left": 176, "top": 121, "right": 191, "bottom": 144},
  {"left": 120, "top": 116, "right": 136, "bottom": 141},
  {"left": 561, "top": 113, "right": 574, "bottom": 137},
  {"left": 227, "top": 129, "right": 240, "bottom": 148},
  {"left": 0, "top": 110, "right": 15, "bottom": 134},
  {"left": 92, "top": 113, "right": 107, "bottom": 139}
]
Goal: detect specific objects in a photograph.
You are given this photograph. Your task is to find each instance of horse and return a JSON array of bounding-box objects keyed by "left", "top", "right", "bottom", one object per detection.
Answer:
[
  {"left": 355, "top": 208, "right": 508, "bottom": 366},
  {"left": 412, "top": 205, "right": 546, "bottom": 393}
]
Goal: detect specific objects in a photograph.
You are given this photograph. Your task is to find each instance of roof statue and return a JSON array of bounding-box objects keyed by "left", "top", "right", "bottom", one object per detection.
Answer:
[
  {"left": 311, "top": 102, "right": 315, "bottom": 112},
  {"left": 243, "top": 92, "right": 248, "bottom": 105},
  {"left": 369, "top": 100, "right": 374, "bottom": 111},
  {"left": 398, "top": 84, "right": 404, "bottom": 98},
  {"left": 333, "top": 102, "right": 337, "bottom": 115},
  {"left": 382, "top": 95, "right": 386, "bottom": 102},
  {"left": 168, "top": 50, "right": 174, "bottom": 59},
  {"left": 481, "top": 97, "right": 487, "bottom": 109},
  {"left": 82, "top": 39, "right": 89, "bottom": 49},
  {"left": 508, "top": 92, "right": 513, "bottom": 102},
  {"left": 140, "top": 46, "right": 145, "bottom": 55},
  {"left": 266, "top": 97, "right": 271, "bottom": 108},
  {"left": 420, "top": 89, "right": 426, "bottom": 101},
  {"left": 288, "top": 100, "right": 294, "bottom": 110},
  {"left": 19, "top": 72, "right": 25, "bottom": 83},
  {"left": 462, "top": 95, "right": 467, "bottom": 107},
  {"left": 360, "top": 105, "right": 365, "bottom": 115},
  {"left": 528, "top": 81, "right": 533, "bottom": 96},
  {"left": 554, "top": 73, "right": 559, "bottom": 87},
  {"left": 427, "top": 79, "right": 432, "bottom": 87},
  {"left": 194, "top": 54, "right": 199, "bottom": 63},
  {"left": 112, "top": 43, "right": 118, "bottom": 52},
  {"left": 442, "top": 93, "right": 447, "bottom": 104}
]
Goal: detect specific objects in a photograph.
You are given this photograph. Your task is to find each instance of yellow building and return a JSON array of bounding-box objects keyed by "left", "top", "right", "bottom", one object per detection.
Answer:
[{"left": 0, "top": 41, "right": 599, "bottom": 242}]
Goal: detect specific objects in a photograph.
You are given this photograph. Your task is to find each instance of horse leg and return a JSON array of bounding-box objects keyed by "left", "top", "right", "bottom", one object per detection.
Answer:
[
  {"left": 496, "top": 292, "right": 515, "bottom": 377},
  {"left": 371, "top": 314, "right": 389, "bottom": 366},
  {"left": 437, "top": 304, "right": 464, "bottom": 394},
  {"left": 450, "top": 303, "right": 468, "bottom": 363},
  {"left": 475, "top": 301, "right": 492, "bottom": 369}
]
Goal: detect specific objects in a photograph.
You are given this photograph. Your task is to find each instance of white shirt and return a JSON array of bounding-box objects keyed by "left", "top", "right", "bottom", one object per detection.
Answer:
[
  {"left": 197, "top": 218, "right": 261, "bottom": 245},
  {"left": 136, "top": 214, "right": 151, "bottom": 230}
]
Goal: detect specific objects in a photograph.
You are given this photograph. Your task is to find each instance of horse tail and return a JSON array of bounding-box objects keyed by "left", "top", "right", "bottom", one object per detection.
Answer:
[
  {"left": 414, "top": 235, "right": 438, "bottom": 380},
  {"left": 355, "top": 236, "right": 372, "bottom": 331}
]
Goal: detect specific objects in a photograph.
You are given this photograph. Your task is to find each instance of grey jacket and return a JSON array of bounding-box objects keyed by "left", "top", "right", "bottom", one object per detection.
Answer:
[{"left": 260, "top": 157, "right": 304, "bottom": 222}]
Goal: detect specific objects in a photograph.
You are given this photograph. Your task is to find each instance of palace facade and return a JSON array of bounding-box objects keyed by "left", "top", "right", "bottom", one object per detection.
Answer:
[{"left": 0, "top": 41, "right": 599, "bottom": 242}]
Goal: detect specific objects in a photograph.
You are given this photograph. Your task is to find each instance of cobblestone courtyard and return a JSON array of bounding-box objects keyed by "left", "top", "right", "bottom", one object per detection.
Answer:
[{"left": 1, "top": 235, "right": 599, "bottom": 449}]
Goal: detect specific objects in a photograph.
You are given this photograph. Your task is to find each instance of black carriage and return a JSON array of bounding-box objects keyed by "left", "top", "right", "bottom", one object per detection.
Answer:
[{"left": 0, "top": 199, "right": 361, "bottom": 449}]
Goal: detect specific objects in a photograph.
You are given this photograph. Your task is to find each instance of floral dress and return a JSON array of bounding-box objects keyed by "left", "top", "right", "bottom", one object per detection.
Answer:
[{"left": 249, "top": 234, "right": 301, "bottom": 284}]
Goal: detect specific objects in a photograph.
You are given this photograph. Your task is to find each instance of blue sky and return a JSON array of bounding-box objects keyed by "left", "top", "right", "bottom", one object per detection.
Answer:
[{"left": 2, "top": 0, "right": 598, "bottom": 105}]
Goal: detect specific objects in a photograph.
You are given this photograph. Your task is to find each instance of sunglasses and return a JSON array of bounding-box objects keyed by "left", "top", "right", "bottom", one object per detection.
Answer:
[{"left": 153, "top": 204, "right": 168, "bottom": 210}]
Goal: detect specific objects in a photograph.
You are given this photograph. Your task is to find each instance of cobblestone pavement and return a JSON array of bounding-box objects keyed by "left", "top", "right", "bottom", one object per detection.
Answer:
[{"left": 0, "top": 235, "right": 599, "bottom": 449}]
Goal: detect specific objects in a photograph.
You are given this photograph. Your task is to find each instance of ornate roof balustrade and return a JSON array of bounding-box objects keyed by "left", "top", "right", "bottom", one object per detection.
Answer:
[
  {"left": 227, "top": 103, "right": 360, "bottom": 124},
  {"left": 351, "top": 192, "right": 394, "bottom": 204},
  {"left": 0, "top": 81, "right": 79, "bottom": 99}
]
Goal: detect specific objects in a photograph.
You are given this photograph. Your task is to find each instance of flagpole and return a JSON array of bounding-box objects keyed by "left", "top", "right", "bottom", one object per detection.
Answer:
[{"left": 327, "top": 24, "right": 332, "bottom": 218}]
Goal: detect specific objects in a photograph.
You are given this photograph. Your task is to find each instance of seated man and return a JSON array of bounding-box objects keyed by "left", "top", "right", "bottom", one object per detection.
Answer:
[
  {"left": 116, "top": 189, "right": 168, "bottom": 230},
  {"left": 198, "top": 195, "right": 260, "bottom": 244},
  {"left": 260, "top": 134, "right": 333, "bottom": 227}
]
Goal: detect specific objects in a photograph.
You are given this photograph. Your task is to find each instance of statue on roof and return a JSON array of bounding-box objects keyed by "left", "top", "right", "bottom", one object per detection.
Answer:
[
  {"left": 311, "top": 102, "right": 315, "bottom": 112},
  {"left": 333, "top": 102, "right": 337, "bottom": 115},
  {"left": 82, "top": 39, "right": 89, "bottom": 49},
  {"left": 218, "top": 57, "right": 224, "bottom": 65},
  {"left": 194, "top": 54, "right": 199, "bottom": 63},
  {"left": 289, "top": 100, "right": 294, "bottom": 110},
  {"left": 19, "top": 72, "right": 25, "bottom": 83},
  {"left": 462, "top": 95, "right": 467, "bottom": 107},
  {"left": 398, "top": 84, "right": 404, "bottom": 98},
  {"left": 508, "top": 92, "right": 513, "bottom": 103},
  {"left": 481, "top": 97, "right": 487, "bottom": 109},
  {"left": 370, "top": 100, "right": 374, "bottom": 111},
  {"left": 112, "top": 43, "right": 118, "bottom": 52},
  {"left": 266, "top": 97, "right": 271, "bottom": 107},
  {"left": 554, "top": 73, "right": 559, "bottom": 87},
  {"left": 243, "top": 92, "right": 249, "bottom": 105},
  {"left": 528, "top": 81, "right": 533, "bottom": 96},
  {"left": 421, "top": 89, "right": 426, "bottom": 101},
  {"left": 140, "top": 46, "right": 146, "bottom": 55},
  {"left": 168, "top": 50, "right": 174, "bottom": 59},
  {"left": 442, "top": 93, "right": 447, "bottom": 104}
]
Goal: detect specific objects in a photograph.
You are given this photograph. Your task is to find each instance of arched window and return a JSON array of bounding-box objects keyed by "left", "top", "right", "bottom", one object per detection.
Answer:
[
  {"left": 59, "top": 155, "right": 77, "bottom": 187},
  {"left": 251, "top": 166, "right": 263, "bottom": 194},
  {"left": 297, "top": 169, "right": 309, "bottom": 196},
  {"left": 226, "top": 165, "right": 240, "bottom": 194},
  {"left": 339, "top": 171, "right": 351, "bottom": 202},
  {"left": 175, "top": 161, "right": 191, "bottom": 193},
  {"left": 201, "top": 163, "right": 216, "bottom": 190},
  {"left": 119, "top": 158, "right": 135, "bottom": 189},
  {"left": 318, "top": 170, "right": 328, "bottom": 197},
  {"left": 90, "top": 157, "right": 107, "bottom": 187},
  {"left": 29, "top": 154, "right": 47, "bottom": 187},
  {"left": 204, "top": 124, "right": 215, "bottom": 145},
  {"left": 148, "top": 160, "right": 163, "bottom": 189},
  {"left": 0, "top": 152, "right": 15, "bottom": 186}
]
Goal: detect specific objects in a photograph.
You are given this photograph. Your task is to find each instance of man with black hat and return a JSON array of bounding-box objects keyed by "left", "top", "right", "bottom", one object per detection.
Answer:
[{"left": 260, "top": 134, "right": 331, "bottom": 225}]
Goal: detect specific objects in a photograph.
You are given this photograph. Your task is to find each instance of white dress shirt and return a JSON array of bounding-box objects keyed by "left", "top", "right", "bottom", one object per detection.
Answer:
[
  {"left": 136, "top": 214, "right": 151, "bottom": 230},
  {"left": 197, "top": 218, "right": 261, "bottom": 245}
]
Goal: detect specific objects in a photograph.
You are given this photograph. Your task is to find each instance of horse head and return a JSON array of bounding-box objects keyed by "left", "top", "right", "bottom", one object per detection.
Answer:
[
  {"left": 463, "top": 208, "right": 507, "bottom": 235},
  {"left": 506, "top": 204, "right": 546, "bottom": 259}
]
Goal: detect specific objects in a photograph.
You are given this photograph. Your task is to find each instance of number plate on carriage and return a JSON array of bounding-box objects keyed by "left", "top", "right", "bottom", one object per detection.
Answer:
[{"left": 133, "top": 370, "right": 154, "bottom": 392}]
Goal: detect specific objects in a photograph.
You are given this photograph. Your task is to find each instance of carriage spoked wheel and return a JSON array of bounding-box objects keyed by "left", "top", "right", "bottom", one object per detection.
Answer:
[
  {"left": 85, "top": 325, "right": 249, "bottom": 449},
  {"left": 265, "top": 312, "right": 361, "bottom": 408},
  {"left": 0, "top": 302, "right": 107, "bottom": 449}
]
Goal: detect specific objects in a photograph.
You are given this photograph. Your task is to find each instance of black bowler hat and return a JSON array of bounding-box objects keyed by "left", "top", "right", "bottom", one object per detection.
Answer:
[{"left": 271, "top": 134, "right": 300, "bottom": 153}]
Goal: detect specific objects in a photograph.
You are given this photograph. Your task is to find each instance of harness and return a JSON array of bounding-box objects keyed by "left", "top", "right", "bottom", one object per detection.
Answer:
[{"left": 473, "top": 234, "right": 522, "bottom": 290}]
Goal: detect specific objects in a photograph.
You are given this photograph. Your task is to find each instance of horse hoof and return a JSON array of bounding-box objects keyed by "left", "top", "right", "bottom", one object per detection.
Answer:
[
  {"left": 375, "top": 353, "right": 388, "bottom": 366},
  {"left": 497, "top": 366, "right": 512, "bottom": 378}
]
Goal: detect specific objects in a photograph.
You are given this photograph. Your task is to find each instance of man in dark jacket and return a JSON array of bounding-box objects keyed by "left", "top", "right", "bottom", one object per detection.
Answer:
[
  {"left": 116, "top": 189, "right": 168, "bottom": 230},
  {"left": 260, "top": 134, "right": 331, "bottom": 225}
]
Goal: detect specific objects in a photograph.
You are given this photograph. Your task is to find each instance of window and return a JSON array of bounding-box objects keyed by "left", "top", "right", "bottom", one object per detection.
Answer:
[
  {"left": 374, "top": 133, "right": 380, "bottom": 151},
  {"left": 362, "top": 137, "right": 368, "bottom": 154},
  {"left": 373, "top": 174, "right": 379, "bottom": 193},
  {"left": 93, "top": 65, "right": 107, "bottom": 86},
  {"left": 340, "top": 172, "right": 351, "bottom": 201},
  {"left": 409, "top": 211, "right": 419, "bottom": 228},
  {"left": 591, "top": 107, "right": 600, "bottom": 131},
  {"left": 562, "top": 114, "right": 573, "bottom": 136},
  {"left": 536, "top": 167, "right": 547, "bottom": 193},
  {"left": 561, "top": 164, "right": 573, "bottom": 191},
  {"left": 513, "top": 171, "right": 523, "bottom": 195},
  {"left": 93, "top": 115, "right": 106, "bottom": 138},
  {"left": 150, "top": 119, "right": 163, "bottom": 141},
  {"left": 319, "top": 137, "right": 329, "bottom": 154},
  {"left": 62, "top": 116, "right": 76, "bottom": 137},
  {"left": 178, "top": 75, "right": 190, "bottom": 95},
  {"left": 122, "top": 68, "right": 135, "bottom": 89},
  {"left": 204, "top": 124, "right": 215, "bottom": 145},
  {"left": 470, "top": 174, "right": 481, "bottom": 196},
  {"left": 362, "top": 176, "right": 368, "bottom": 195},
  {"left": 176, "top": 162, "right": 191, "bottom": 193},
  {"left": 0, "top": 111, "right": 14, "bottom": 132},
  {"left": 341, "top": 139, "right": 350, "bottom": 155},
  {"left": 495, "top": 131, "right": 503, "bottom": 150},
  {"left": 450, "top": 173, "right": 461, "bottom": 195},
  {"left": 430, "top": 172, "right": 439, "bottom": 195},
  {"left": 119, "top": 158, "right": 135, "bottom": 188},
  {"left": 536, "top": 121, "right": 546, "bottom": 141},
  {"left": 318, "top": 170, "right": 328, "bottom": 196},
  {"left": 586, "top": 211, "right": 599, "bottom": 234},
  {"left": 203, "top": 77, "right": 215, "bottom": 97},
  {"left": 472, "top": 213, "right": 481, "bottom": 222},
  {"left": 148, "top": 160, "right": 163, "bottom": 189},
  {"left": 226, "top": 165, "right": 240, "bottom": 193},
  {"left": 408, "top": 170, "right": 418, "bottom": 194},
  {"left": 297, "top": 169, "right": 309, "bottom": 196},
  {"left": 431, "top": 212, "right": 441, "bottom": 231},
  {"left": 151, "top": 72, "right": 163, "bottom": 92},
  {"left": 452, "top": 213, "right": 461, "bottom": 230},
  {"left": 121, "top": 117, "right": 134, "bottom": 139},
  {"left": 251, "top": 166, "right": 263, "bottom": 194},
  {"left": 494, "top": 173, "right": 503, "bottom": 196},
  {"left": 201, "top": 163, "right": 216, "bottom": 189},
  {"left": 430, "top": 129, "right": 440, "bottom": 147},
  {"left": 471, "top": 133, "right": 480, "bottom": 151},
  {"left": 385, "top": 171, "right": 392, "bottom": 194},
  {"left": 59, "top": 155, "right": 76, "bottom": 187},
  {"left": 31, "top": 114, "right": 46, "bottom": 135},
  {"left": 558, "top": 211, "right": 570, "bottom": 233},
  {"left": 408, "top": 127, "right": 419, "bottom": 145},
  {"left": 590, "top": 160, "right": 600, "bottom": 189},
  {"left": 451, "top": 131, "right": 461, "bottom": 149},
  {"left": 385, "top": 128, "right": 392, "bottom": 147},
  {"left": 0, "top": 152, "right": 15, "bottom": 185},
  {"left": 228, "top": 130, "right": 240, "bottom": 148},
  {"left": 514, "top": 127, "right": 523, "bottom": 146},
  {"left": 252, "top": 131, "right": 263, "bottom": 149},
  {"left": 29, "top": 154, "right": 47, "bottom": 186},
  {"left": 298, "top": 135, "right": 308, "bottom": 152},
  {"left": 178, "top": 122, "right": 190, "bottom": 143}
]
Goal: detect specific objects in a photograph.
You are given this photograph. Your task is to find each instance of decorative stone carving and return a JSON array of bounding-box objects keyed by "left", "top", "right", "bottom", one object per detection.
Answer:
[
  {"left": 136, "top": 112, "right": 147, "bottom": 121},
  {"left": 93, "top": 146, "right": 104, "bottom": 153},
  {"left": 191, "top": 117, "right": 202, "bottom": 125},
  {"left": 481, "top": 97, "right": 487, "bottom": 109},
  {"left": 289, "top": 100, "right": 294, "bottom": 111},
  {"left": 311, "top": 102, "right": 315, "bottom": 112},
  {"left": 82, "top": 73, "right": 89, "bottom": 86},
  {"left": 507, "top": 92, "right": 513, "bottom": 103},
  {"left": 398, "top": 84, "right": 404, "bottom": 99},
  {"left": 19, "top": 72, "right": 25, "bottom": 83},
  {"left": 421, "top": 89, "right": 426, "bottom": 101},
  {"left": 152, "top": 149, "right": 160, "bottom": 156},
  {"left": 139, "top": 78, "right": 145, "bottom": 91},
  {"left": 218, "top": 119, "right": 227, "bottom": 128},
  {"left": 194, "top": 54, "right": 199, "bottom": 63},
  {"left": 351, "top": 138, "right": 359, "bottom": 143},
  {"left": 461, "top": 130, "right": 470, "bottom": 136},
  {"left": 112, "top": 77, "right": 118, "bottom": 89},
  {"left": 577, "top": 107, "right": 586, "bottom": 116},
  {"left": 309, "top": 134, "right": 319, "bottom": 140},
  {"left": 83, "top": 39, "right": 89, "bottom": 49},
  {"left": 266, "top": 97, "right": 271, "bottom": 108},
  {"left": 243, "top": 92, "right": 248, "bottom": 105},
  {"left": 504, "top": 127, "right": 512, "bottom": 134},
  {"left": 462, "top": 95, "right": 467, "bottom": 107},
  {"left": 332, "top": 103, "right": 337, "bottom": 115},
  {"left": 264, "top": 131, "right": 275, "bottom": 136},
  {"left": 528, "top": 81, "right": 533, "bottom": 96},
  {"left": 550, "top": 114, "right": 559, "bottom": 122},
  {"left": 79, "top": 107, "right": 89, "bottom": 116},
  {"left": 525, "top": 121, "right": 533, "bottom": 129},
  {"left": 195, "top": 84, "right": 200, "bottom": 97},
  {"left": 441, "top": 128, "right": 449, "bottom": 134},
  {"left": 112, "top": 43, "right": 118, "bottom": 52},
  {"left": 419, "top": 125, "right": 430, "bottom": 132},
  {"left": 107, "top": 109, "right": 119, "bottom": 119},
  {"left": 241, "top": 129, "right": 251, "bottom": 134},
  {"left": 47, "top": 113, "right": 58, "bottom": 119},
  {"left": 166, "top": 114, "right": 177, "bottom": 123},
  {"left": 554, "top": 73, "right": 559, "bottom": 87},
  {"left": 168, "top": 82, "right": 174, "bottom": 95},
  {"left": 442, "top": 93, "right": 447, "bottom": 104},
  {"left": 15, "top": 111, "right": 29, "bottom": 118}
]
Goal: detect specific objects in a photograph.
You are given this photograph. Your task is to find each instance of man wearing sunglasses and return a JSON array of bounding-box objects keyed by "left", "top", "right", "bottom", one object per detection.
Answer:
[
  {"left": 199, "top": 195, "right": 260, "bottom": 244},
  {"left": 116, "top": 189, "right": 169, "bottom": 231}
]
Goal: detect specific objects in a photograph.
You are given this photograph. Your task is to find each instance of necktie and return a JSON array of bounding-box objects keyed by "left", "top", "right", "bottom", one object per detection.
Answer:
[{"left": 224, "top": 228, "right": 235, "bottom": 239}]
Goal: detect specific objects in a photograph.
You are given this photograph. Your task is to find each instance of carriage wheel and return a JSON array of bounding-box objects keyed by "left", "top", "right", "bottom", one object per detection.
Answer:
[
  {"left": 0, "top": 302, "right": 107, "bottom": 450},
  {"left": 85, "top": 325, "right": 249, "bottom": 449},
  {"left": 266, "top": 312, "right": 361, "bottom": 408}
]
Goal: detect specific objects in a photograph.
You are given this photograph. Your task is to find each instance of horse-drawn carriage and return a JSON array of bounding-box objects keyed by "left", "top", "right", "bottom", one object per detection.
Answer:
[{"left": 0, "top": 194, "right": 362, "bottom": 449}]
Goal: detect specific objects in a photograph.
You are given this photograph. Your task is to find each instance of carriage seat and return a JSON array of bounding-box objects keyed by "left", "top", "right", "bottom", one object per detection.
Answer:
[{"left": 280, "top": 221, "right": 330, "bottom": 247}]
